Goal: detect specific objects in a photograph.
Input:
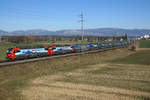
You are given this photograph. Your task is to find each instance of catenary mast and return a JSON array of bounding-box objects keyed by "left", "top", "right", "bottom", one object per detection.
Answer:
[{"left": 80, "top": 11, "right": 84, "bottom": 42}]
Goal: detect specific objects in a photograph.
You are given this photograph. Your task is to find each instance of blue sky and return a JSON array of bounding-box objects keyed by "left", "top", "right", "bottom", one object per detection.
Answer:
[{"left": 0, "top": 0, "right": 150, "bottom": 31}]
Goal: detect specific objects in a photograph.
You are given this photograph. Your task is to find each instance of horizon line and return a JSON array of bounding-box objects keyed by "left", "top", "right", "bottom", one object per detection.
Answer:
[{"left": 1, "top": 27, "right": 150, "bottom": 32}]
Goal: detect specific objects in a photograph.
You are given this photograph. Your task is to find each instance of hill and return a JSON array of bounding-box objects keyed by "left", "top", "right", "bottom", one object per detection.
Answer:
[{"left": 0, "top": 28, "right": 150, "bottom": 36}]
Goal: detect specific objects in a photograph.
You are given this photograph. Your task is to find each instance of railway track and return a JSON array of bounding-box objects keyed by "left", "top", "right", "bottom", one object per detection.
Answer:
[{"left": 0, "top": 46, "right": 124, "bottom": 67}]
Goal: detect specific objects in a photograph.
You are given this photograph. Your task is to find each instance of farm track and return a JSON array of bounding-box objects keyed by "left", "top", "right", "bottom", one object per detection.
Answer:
[{"left": 0, "top": 46, "right": 126, "bottom": 66}]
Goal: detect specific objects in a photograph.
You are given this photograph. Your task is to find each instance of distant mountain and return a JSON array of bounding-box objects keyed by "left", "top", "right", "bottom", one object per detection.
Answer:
[
  {"left": 84, "top": 28, "right": 150, "bottom": 36},
  {"left": 0, "top": 30, "right": 8, "bottom": 36},
  {"left": 9, "top": 29, "right": 54, "bottom": 36},
  {"left": 0, "top": 28, "right": 150, "bottom": 37}
]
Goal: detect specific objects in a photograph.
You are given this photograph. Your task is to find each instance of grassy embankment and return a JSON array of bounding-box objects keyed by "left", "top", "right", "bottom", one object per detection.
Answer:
[
  {"left": 110, "top": 50, "right": 150, "bottom": 65},
  {"left": 0, "top": 47, "right": 150, "bottom": 100},
  {"left": 139, "top": 40, "right": 150, "bottom": 48}
]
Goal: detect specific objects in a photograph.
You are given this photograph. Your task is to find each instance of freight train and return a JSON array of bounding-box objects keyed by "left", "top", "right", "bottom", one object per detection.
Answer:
[{"left": 6, "top": 41, "right": 133, "bottom": 60}]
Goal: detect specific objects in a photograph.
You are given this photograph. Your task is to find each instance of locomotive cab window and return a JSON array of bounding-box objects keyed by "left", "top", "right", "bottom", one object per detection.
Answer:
[
  {"left": 44, "top": 48, "right": 48, "bottom": 50},
  {"left": 52, "top": 48, "right": 56, "bottom": 50},
  {"left": 14, "top": 50, "right": 20, "bottom": 53}
]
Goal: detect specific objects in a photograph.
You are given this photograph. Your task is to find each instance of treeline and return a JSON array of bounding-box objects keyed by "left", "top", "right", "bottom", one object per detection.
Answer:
[{"left": 0, "top": 34, "right": 127, "bottom": 43}]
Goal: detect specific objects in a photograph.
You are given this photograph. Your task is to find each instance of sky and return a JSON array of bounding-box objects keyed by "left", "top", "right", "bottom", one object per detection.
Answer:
[{"left": 0, "top": 0, "right": 150, "bottom": 31}]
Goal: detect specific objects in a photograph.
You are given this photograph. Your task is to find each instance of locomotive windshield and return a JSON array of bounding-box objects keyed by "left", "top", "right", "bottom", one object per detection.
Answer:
[{"left": 6, "top": 48, "right": 13, "bottom": 54}]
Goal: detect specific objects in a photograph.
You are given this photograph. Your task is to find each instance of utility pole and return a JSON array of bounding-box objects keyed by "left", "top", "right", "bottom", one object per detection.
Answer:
[{"left": 80, "top": 11, "right": 84, "bottom": 43}]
